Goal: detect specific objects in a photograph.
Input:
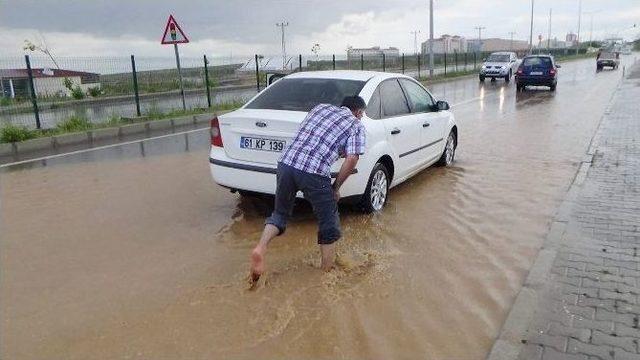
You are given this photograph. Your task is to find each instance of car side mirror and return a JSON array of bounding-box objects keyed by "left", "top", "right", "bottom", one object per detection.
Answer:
[
  {"left": 436, "top": 100, "right": 450, "bottom": 111},
  {"left": 556, "top": 65, "right": 562, "bottom": 68}
]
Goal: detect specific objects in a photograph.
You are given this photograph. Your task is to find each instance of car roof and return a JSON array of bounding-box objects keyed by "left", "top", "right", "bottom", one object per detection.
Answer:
[
  {"left": 285, "top": 70, "right": 408, "bottom": 82},
  {"left": 524, "top": 54, "right": 553, "bottom": 58},
  {"left": 490, "top": 51, "right": 514, "bottom": 55}
]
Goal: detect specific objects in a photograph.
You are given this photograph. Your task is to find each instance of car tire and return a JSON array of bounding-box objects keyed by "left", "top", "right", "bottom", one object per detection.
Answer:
[
  {"left": 360, "top": 163, "right": 390, "bottom": 213},
  {"left": 436, "top": 131, "right": 457, "bottom": 167},
  {"left": 479, "top": 75, "right": 485, "bottom": 82},
  {"left": 550, "top": 84, "right": 556, "bottom": 91}
]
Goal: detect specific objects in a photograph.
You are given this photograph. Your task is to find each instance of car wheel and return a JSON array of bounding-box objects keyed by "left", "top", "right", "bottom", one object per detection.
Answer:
[
  {"left": 550, "top": 84, "right": 556, "bottom": 91},
  {"left": 437, "top": 131, "right": 457, "bottom": 167},
  {"left": 360, "top": 163, "right": 390, "bottom": 213},
  {"left": 479, "top": 75, "right": 485, "bottom": 82}
]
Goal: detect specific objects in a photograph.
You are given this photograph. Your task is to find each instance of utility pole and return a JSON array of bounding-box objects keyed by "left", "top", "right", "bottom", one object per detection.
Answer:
[
  {"left": 410, "top": 30, "right": 421, "bottom": 55},
  {"left": 547, "top": 8, "right": 552, "bottom": 51},
  {"left": 276, "top": 21, "right": 289, "bottom": 70},
  {"left": 474, "top": 26, "right": 486, "bottom": 53},
  {"left": 429, "top": 0, "right": 434, "bottom": 77},
  {"left": 576, "top": 0, "right": 582, "bottom": 55},
  {"left": 529, "top": 0, "right": 535, "bottom": 54},
  {"left": 508, "top": 31, "right": 516, "bottom": 50}
]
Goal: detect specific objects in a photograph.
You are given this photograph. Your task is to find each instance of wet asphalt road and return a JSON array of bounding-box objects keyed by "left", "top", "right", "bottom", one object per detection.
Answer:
[{"left": 1, "top": 55, "right": 636, "bottom": 359}]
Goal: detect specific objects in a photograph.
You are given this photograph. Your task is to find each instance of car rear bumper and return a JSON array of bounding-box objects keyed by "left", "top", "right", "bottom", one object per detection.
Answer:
[
  {"left": 208, "top": 146, "right": 364, "bottom": 198},
  {"left": 597, "top": 61, "right": 617, "bottom": 66},
  {"left": 516, "top": 76, "right": 556, "bottom": 86}
]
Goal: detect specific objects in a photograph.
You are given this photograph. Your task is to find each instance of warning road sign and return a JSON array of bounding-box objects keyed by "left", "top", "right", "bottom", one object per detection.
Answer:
[{"left": 161, "top": 15, "right": 189, "bottom": 44}]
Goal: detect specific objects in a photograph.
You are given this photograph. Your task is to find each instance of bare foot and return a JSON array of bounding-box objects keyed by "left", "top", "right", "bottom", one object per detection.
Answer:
[{"left": 250, "top": 247, "right": 265, "bottom": 283}]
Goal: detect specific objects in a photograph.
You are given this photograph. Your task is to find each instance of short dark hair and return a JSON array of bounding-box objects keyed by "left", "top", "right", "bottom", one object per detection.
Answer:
[{"left": 341, "top": 95, "right": 366, "bottom": 111}]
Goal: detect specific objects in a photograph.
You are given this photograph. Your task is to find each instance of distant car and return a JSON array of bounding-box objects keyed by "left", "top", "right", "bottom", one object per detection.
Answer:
[
  {"left": 515, "top": 55, "right": 560, "bottom": 91},
  {"left": 479, "top": 52, "right": 519, "bottom": 82},
  {"left": 209, "top": 71, "right": 458, "bottom": 212},
  {"left": 596, "top": 51, "right": 620, "bottom": 71}
]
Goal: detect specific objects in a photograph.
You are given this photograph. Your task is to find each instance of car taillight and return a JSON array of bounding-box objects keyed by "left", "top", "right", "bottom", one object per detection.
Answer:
[
  {"left": 210, "top": 116, "right": 223, "bottom": 147},
  {"left": 549, "top": 68, "right": 556, "bottom": 76},
  {"left": 517, "top": 68, "right": 523, "bottom": 75}
]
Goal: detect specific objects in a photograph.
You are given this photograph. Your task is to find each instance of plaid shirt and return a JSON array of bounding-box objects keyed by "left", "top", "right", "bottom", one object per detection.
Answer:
[{"left": 280, "top": 104, "right": 366, "bottom": 178}]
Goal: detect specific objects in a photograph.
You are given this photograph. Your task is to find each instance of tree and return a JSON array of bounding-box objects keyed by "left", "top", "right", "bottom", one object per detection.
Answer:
[{"left": 23, "top": 34, "right": 60, "bottom": 69}]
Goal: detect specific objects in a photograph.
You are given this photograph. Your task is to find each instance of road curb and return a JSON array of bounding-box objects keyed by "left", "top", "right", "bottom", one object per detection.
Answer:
[
  {"left": 486, "top": 64, "right": 628, "bottom": 360},
  {"left": 1, "top": 111, "right": 228, "bottom": 162}
]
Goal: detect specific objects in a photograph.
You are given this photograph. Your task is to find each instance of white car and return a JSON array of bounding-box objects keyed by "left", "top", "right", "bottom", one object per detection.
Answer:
[
  {"left": 209, "top": 70, "right": 458, "bottom": 212},
  {"left": 479, "top": 52, "right": 519, "bottom": 82}
]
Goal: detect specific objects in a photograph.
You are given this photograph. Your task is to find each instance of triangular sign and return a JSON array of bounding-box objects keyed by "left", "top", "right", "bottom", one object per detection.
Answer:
[{"left": 161, "top": 15, "right": 189, "bottom": 45}]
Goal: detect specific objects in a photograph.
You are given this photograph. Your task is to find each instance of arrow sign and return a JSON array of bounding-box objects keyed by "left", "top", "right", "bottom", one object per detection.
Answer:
[{"left": 161, "top": 15, "right": 189, "bottom": 44}]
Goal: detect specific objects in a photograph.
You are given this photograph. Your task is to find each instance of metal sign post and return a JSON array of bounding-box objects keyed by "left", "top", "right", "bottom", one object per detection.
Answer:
[
  {"left": 174, "top": 44, "right": 186, "bottom": 110},
  {"left": 161, "top": 15, "right": 190, "bottom": 111}
]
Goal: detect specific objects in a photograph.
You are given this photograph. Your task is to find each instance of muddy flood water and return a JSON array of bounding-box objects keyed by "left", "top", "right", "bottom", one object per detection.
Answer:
[{"left": 0, "top": 57, "right": 631, "bottom": 359}]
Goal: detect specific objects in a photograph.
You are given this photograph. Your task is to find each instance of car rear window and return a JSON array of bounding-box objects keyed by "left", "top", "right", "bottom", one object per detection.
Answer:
[
  {"left": 245, "top": 78, "right": 366, "bottom": 112},
  {"left": 487, "top": 54, "right": 510, "bottom": 62},
  {"left": 523, "top": 57, "right": 552, "bottom": 67}
]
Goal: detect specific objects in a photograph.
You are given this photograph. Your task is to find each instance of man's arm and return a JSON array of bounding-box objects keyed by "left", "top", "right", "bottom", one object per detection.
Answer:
[{"left": 333, "top": 154, "right": 359, "bottom": 189}]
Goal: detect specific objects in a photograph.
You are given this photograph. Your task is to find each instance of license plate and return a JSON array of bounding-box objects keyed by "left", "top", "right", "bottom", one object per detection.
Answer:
[
  {"left": 530, "top": 71, "right": 543, "bottom": 75},
  {"left": 240, "top": 136, "right": 285, "bottom": 152}
]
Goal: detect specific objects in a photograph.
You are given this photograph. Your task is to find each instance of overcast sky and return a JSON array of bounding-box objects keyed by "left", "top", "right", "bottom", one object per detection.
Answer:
[{"left": 0, "top": 0, "right": 638, "bottom": 59}]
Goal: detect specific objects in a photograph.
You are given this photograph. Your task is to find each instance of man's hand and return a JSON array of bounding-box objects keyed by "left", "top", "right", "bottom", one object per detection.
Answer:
[{"left": 332, "top": 154, "right": 359, "bottom": 201}]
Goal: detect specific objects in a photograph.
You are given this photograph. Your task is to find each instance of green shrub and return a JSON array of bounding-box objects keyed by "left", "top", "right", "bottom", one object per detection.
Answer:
[
  {"left": 87, "top": 86, "right": 101, "bottom": 97},
  {"left": 0, "top": 123, "right": 37, "bottom": 143},
  {"left": 71, "top": 86, "right": 85, "bottom": 100},
  {"left": 0, "top": 97, "right": 12, "bottom": 107},
  {"left": 56, "top": 115, "right": 92, "bottom": 132}
]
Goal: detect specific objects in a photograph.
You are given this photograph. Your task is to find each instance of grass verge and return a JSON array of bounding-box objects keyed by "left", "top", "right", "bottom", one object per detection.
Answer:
[{"left": 0, "top": 100, "right": 244, "bottom": 144}]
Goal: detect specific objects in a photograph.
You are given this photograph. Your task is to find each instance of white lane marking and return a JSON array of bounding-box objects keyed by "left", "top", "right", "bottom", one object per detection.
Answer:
[{"left": 0, "top": 127, "right": 209, "bottom": 168}]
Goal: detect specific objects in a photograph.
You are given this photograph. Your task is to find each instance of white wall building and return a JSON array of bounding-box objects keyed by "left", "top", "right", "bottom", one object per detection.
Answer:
[
  {"left": 421, "top": 35, "right": 467, "bottom": 54},
  {"left": 347, "top": 47, "right": 400, "bottom": 63},
  {"left": 0, "top": 68, "right": 100, "bottom": 99}
]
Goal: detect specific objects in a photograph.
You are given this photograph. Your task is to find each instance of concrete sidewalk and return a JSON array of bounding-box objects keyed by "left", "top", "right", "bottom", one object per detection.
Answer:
[{"left": 489, "top": 64, "right": 640, "bottom": 360}]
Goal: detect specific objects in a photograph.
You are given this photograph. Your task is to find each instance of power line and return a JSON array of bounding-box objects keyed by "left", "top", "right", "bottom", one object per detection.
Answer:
[
  {"left": 410, "top": 30, "right": 421, "bottom": 55},
  {"left": 276, "top": 21, "right": 289, "bottom": 70},
  {"left": 474, "top": 26, "right": 486, "bottom": 52}
]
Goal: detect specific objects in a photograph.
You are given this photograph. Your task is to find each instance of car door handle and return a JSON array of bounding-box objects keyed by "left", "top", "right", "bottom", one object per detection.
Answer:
[
  {"left": 422, "top": 122, "right": 430, "bottom": 128},
  {"left": 391, "top": 128, "right": 401, "bottom": 135}
]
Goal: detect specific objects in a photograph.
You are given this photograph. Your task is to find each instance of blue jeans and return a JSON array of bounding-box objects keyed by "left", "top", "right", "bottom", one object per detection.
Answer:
[{"left": 266, "top": 163, "right": 341, "bottom": 244}]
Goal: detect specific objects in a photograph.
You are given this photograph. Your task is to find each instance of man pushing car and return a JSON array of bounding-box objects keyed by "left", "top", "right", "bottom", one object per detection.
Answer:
[{"left": 250, "top": 95, "right": 367, "bottom": 282}]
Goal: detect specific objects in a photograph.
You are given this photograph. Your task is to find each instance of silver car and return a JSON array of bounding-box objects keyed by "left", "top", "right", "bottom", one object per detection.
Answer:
[{"left": 479, "top": 52, "right": 519, "bottom": 82}]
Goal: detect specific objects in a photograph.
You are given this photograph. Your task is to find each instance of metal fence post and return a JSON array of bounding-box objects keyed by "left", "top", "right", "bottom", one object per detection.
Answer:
[
  {"left": 464, "top": 52, "right": 467, "bottom": 71},
  {"left": 130, "top": 55, "right": 141, "bottom": 117},
  {"left": 474, "top": 52, "right": 477, "bottom": 70},
  {"left": 255, "top": 54, "right": 260, "bottom": 91},
  {"left": 203, "top": 54, "right": 212, "bottom": 108},
  {"left": 299, "top": 54, "right": 302, "bottom": 71},
  {"left": 24, "top": 55, "right": 41, "bottom": 129},
  {"left": 417, "top": 55, "right": 421, "bottom": 78},
  {"left": 401, "top": 53, "right": 405, "bottom": 74},
  {"left": 360, "top": 54, "right": 364, "bottom": 70},
  {"left": 382, "top": 53, "right": 386, "bottom": 72},
  {"left": 454, "top": 50, "right": 458, "bottom": 72},
  {"left": 444, "top": 52, "right": 447, "bottom": 75},
  {"left": 332, "top": 54, "right": 336, "bottom": 70}
]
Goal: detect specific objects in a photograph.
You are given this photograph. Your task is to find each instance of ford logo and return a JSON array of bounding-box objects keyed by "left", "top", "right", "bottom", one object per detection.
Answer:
[{"left": 255, "top": 121, "right": 267, "bottom": 128}]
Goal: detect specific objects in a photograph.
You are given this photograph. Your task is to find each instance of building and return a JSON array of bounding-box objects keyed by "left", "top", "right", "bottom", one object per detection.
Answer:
[
  {"left": 347, "top": 47, "right": 400, "bottom": 63},
  {"left": 467, "top": 38, "right": 529, "bottom": 52},
  {"left": 0, "top": 68, "right": 100, "bottom": 99},
  {"left": 421, "top": 35, "right": 467, "bottom": 54},
  {"left": 566, "top": 33, "right": 578, "bottom": 47}
]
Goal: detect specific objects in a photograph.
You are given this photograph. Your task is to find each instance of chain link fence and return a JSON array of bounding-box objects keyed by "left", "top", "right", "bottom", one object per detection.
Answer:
[{"left": 1, "top": 48, "right": 589, "bottom": 130}]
